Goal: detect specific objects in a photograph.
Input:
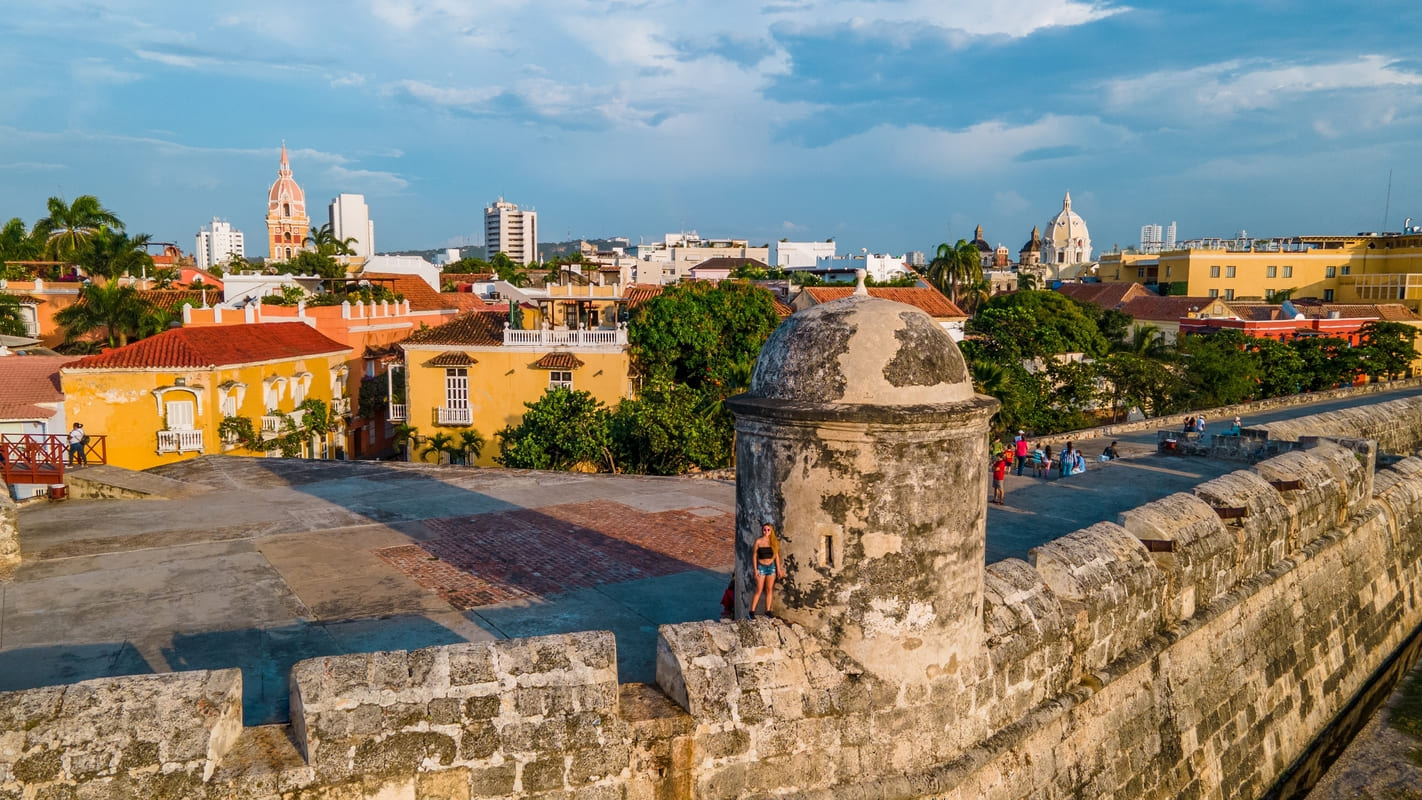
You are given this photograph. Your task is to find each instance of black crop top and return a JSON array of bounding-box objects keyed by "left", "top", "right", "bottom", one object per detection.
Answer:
[{"left": 756, "top": 546, "right": 774, "bottom": 561}]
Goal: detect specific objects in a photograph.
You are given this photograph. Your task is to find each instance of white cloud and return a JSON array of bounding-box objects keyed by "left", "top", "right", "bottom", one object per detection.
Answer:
[
  {"left": 1104, "top": 55, "right": 1422, "bottom": 119},
  {"left": 133, "top": 49, "right": 216, "bottom": 70},
  {"left": 325, "top": 165, "right": 410, "bottom": 194},
  {"left": 388, "top": 79, "right": 501, "bottom": 108}
]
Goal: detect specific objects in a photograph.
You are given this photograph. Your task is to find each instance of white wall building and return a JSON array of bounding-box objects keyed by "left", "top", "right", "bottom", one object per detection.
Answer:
[
  {"left": 813, "top": 253, "right": 910, "bottom": 283},
  {"left": 431, "top": 248, "right": 463, "bottom": 267},
  {"left": 774, "top": 240, "right": 836, "bottom": 269},
  {"left": 194, "top": 218, "right": 245, "bottom": 270},
  {"left": 485, "top": 199, "right": 538, "bottom": 265},
  {"left": 1164, "top": 221, "right": 1177, "bottom": 251},
  {"left": 633, "top": 232, "right": 770, "bottom": 284},
  {"left": 329, "top": 193, "right": 374, "bottom": 260}
]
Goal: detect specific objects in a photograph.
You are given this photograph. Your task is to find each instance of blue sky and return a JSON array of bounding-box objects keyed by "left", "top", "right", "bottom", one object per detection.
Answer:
[{"left": 2, "top": 1, "right": 1420, "bottom": 260}]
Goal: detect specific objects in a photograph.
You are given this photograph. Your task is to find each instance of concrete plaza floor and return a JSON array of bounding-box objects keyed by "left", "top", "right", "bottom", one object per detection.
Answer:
[{"left": 4, "top": 385, "right": 1419, "bottom": 724}]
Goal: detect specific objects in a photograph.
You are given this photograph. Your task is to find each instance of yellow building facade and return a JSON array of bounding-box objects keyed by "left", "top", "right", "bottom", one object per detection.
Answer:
[
  {"left": 396, "top": 309, "right": 632, "bottom": 466},
  {"left": 1098, "top": 233, "right": 1422, "bottom": 307},
  {"left": 60, "top": 323, "right": 350, "bottom": 471}
]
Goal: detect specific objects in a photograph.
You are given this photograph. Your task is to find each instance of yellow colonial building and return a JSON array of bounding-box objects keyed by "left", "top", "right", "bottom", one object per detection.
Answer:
[
  {"left": 396, "top": 307, "right": 633, "bottom": 466},
  {"left": 61, "top": 322, "right": 351, "bottom": 470},
  {"left": 1098, "top": 232, "right": 1422, "bottom": 307}
]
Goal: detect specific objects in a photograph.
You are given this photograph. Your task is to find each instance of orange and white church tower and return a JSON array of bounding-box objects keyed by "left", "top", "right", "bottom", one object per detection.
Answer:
[{"left": 265, "top": 143, "right": 309, "bottom": 263}]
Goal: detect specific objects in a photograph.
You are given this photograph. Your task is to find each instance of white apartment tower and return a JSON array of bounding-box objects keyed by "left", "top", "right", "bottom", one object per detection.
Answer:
[
  {"left": 329, "top": 193, "right": 374, "bottom": 259},
  {"left": 484, "top": 198, "right": 538, "bottom": 265},
  {"left": 1140, "top": 221, "right": 1179, "bottom": 254},
  {"left": 194, "top": 218, "right": 245, "bottom": 269}
]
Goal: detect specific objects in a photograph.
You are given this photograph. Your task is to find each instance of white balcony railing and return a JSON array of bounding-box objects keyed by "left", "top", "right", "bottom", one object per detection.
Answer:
[
  {"left": 502, "top": 326, "right": 628, "bottom": 348},
  {"left": 332, "top": 397, "right": 351, "bottom": 416},
  {"left": 437, "top": 406, "right": 472, "bottom": 425},
  {"left": 261, "top": 410, "right": 306, "bottom": 437},
  {"left": 157, "top": 429, "right": 204, "bottom": 454},
  {"left": 388, "top": 403, "right": 408, "bottom": 422}
]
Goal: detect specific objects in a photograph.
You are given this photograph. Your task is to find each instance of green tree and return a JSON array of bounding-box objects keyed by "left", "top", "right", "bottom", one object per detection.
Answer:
[
  {"left": 629, "top": 280, "right": 779, "bottom": 395},
  {"left": 0, "top": 217, "right": 43, "bottom": 265},
  {"left": 1099, "top": 352, "right": 1184, "bottom": 420},
  {"left": 1356, "top": 321, "right": 1418, "bottom": 380},
  {"left": 496, "top": 388, "right": 614, "bottom": 471},
  {"left": 1180, "top": 330, "right": 1259, "bottom": 407},
  {"left": 610, "top": 379, "right": 728, "bottom": 475},
  {"left": 35, "top": 195, "right": 122, "bottom": 261},
  {"left": 926, "top": 239, "right": 983, "bottom": 306},
  {"left": 969, "top": 291, "right": 1111, "bottom": 360},
  {"left": 78, "top": 229, "right": 153, "bottom": 280},
  {"left": 55, "top": 280, "right": 172, "bottom": 348},
  {"left": 305, "top": 223, "right": 356, "bottom": 258},
  {"left": 0, "top": 293, "right": 27, "bottom": 337},
  {"left": 1016, "top": 271, "right": 1040, "bottom": 291},
  {"left": 1292, "top": 336, "right": 1361, "bottom": 390},
  {"left": 457, "top": 429, "right": 485, "bottom": 465},
  {"left": 273, "top": 249, "right": 346, "bottom": 280},
  {"left": 1123, "top": 324, "right": 1168, "bottom": 358},
  {"left": 1250, "top": 337, "right": 1307, "bottom": 397},
  {"left": 421, "top": 432, "right": 459, "bottom": 463},
  {"left": 392, "top": 423, "right": 419, "bottom": 461}
]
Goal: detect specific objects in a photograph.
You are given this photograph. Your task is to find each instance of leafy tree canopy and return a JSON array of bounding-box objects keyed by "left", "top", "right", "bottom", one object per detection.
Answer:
[
  {"left": 969, "top": 290, "right": 1111, "bottom": 359},
  {"left": 496, "top": 388, "right": 614, "bottom": 472},
  {"left": 610, "top": 379, "right": 727, "bottom": 475},
  {"left": 628, "top": 281, "right": 780, "bottom": 398}
]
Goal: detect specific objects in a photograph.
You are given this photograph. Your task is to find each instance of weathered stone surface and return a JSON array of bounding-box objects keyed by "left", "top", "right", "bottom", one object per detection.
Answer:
[{"left": 0, "top": 480, "right": 18, "bottom": 567}]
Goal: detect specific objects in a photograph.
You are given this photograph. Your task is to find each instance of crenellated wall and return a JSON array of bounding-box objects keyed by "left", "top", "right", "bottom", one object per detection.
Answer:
[{"left": 3, "top": 430, "right": 1422, "bottom": 798}]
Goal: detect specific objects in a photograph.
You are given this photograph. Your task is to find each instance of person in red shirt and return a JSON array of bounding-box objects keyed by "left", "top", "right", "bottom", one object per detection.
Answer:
[{"left": 991, "top": 452, "right": 1010, "bottom": 505}]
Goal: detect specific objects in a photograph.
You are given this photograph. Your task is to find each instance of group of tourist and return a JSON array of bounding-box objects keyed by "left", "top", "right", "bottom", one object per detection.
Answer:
[{"left": 989, "top": 432, "right": 1123, "bottom": 506}]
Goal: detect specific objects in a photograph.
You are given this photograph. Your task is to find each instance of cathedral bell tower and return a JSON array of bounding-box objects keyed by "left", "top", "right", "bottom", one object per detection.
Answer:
[{"left": 265, "top": 143, "right": 310, "bottom": 264}]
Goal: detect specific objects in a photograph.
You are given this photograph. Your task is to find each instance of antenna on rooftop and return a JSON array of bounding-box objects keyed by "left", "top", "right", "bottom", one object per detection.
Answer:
[{"left": 1383, "top": 168, "right": 1393, "bottom": 232}]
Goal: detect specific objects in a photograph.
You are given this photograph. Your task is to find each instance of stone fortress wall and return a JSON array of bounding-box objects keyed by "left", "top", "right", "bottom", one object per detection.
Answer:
[{"left": 6, "top": 312, "right": 1422, "bottom": 798}]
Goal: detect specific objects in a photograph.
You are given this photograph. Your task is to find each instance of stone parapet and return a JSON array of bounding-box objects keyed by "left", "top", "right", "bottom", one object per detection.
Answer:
[
  {"left": 0, "top": 669, "right": 243, "bottom": 797},
  {"left": 0, "top": 479, "right": 16, "bottom": 569}
]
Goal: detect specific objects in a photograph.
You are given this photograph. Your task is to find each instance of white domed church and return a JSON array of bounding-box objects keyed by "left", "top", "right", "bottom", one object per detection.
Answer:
[{"left": 1041, "top": 191, "right": 1092, "bottom": 270}]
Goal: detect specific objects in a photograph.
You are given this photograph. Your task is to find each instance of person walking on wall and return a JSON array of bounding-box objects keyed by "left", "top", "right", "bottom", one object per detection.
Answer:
[
  {"left": 67, "top": 422, "right": 86, "bottom": 466},
  {"left": 1042, "top": 445, "right": 1053, "bottom": 478},
  {"left": 1014, "top": 431, "right": 1030, "bottom": 476},
  {"left": 748, "top": 522, "right": 784, "bottom": 619},
  {"left": 1060, "top": 442, "right": 1074, "bottom": 478}
]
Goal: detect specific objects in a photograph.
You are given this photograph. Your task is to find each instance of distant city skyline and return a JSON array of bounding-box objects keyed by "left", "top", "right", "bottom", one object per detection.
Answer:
[{"left": 2, "top": 2, "right": 1419, "bottom": 260}]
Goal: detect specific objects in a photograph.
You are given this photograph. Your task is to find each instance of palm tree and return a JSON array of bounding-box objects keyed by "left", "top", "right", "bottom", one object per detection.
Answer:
[
  {"left": 80, "top": 229, "right": 154, "bottom": 280},
  {"left": 927, "top": 239, "right": 985, "bottom": 307},
  {"left": 457, "top": 429, "right": 485, "bottom": 465},
  {"left": 1016, "top": 271, "right": 1040, "bottom": 292},
  {"left": 0, "top": 293, "right": 27, "bottom": 337},
  {"left": 421, "top": 432, "right": 458, "bottom": 464},
  {"left": 305, "top": 223, "right": 356, "bottom": 258},
  {"left": 36, "top": 195, "right": 122, "bottom": 262},
  {"left": 392, "top": 423, "right": 419, "bottom": 462},
  {"left": 54, "top": 280, "right": 170, "bottom": 348},
  {"left": 958, "top": 278, "right": 992, "bottom": 314},
  {"left": 1128, "top": 324, "right": 1166, "bottom": 357}
]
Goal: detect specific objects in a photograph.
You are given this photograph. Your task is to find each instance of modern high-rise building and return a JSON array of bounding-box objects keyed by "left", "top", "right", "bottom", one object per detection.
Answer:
[
  {"left": 265, "top": 143, "right": 309, "bottom": 263},
  {"left": 194, "top": 218, "right": 245, "bottom": 269},
  {"left": 1164, "top": 221, "right": 1178, "bottom": 252},
  {"left": 329, "top": 193, "right": 374, "bottom": 260},
  {"left": 1140, "top": 224, "right": 1163, "bottom": 254},
  {"left": 484, "top": 199, "right": 538, "bottom": 265}
]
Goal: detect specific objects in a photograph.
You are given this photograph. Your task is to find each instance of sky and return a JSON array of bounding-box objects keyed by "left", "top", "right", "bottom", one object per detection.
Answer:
[{"left": 2, "top": 1, "right": 1421, "bottom": 260}]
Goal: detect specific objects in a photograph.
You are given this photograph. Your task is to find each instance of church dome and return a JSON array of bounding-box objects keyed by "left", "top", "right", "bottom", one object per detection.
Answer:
[
  {"left": 970, "top": 223, "right": 992, "bottom": 253},
  {"left": 746, "top": 292, "right": 974, "bottom": 407},
  {"left": 1043, "top": 191, "right": 1092, "bottom": 265},
  {"left": 267, "top": 144, "right": 306, "bottom": 216}
]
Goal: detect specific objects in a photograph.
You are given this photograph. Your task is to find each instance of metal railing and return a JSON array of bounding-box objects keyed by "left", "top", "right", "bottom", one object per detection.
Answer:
[
  {"left": 156, "top": 429, "right": 204, "bottom": 454},
  {"left": 502, "top": 326, "right": 627, "bottom": 347},
  {"left": 332, "top": 397, "right": 351, "bottom": 416},
  {"left": 0, "top": 434, "right": 108, "bottom": 484},
  {"left": 388, "top": 403, "right": 408, "bottom": 422},
  {"left": 436, "top": 406, "right": 472, "bottom": 425}
]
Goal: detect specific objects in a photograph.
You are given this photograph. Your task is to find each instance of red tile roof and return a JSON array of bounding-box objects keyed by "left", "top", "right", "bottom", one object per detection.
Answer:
[
  {"left": 0, "top": 355, "right": 75, "bottom": 421},
  {"left": 362, "top": 272, "right": 468, "bottom": 311},
  {"left": 440, "top": 293, "right": 488, "bottom": 311},
  {"left": 530, "top": 352, "right": 585, "bottom": 370},
  {"left": 623, "top": 284, "right": 664, "bottom": 309},
  {"left": 401, "top": 310, "right": 508, "bottom": 347},
  {"left": 1055, "top": 282, "right": 1155, "bottom": 310},
  {"left": 439, "top": 272, "right": 495, "bottom": 284},
  {"left": 802, "top": 286, "right": 967, "bottom": 318},
  {"left": 424, "top": 352, "right": 479, "bottom": 367},
  {"left": 1117, "top": 296, "right": 1221, "bottom": 321},
  {"left": 772, "top": 297, "right": 795, "bottom": 318},
  {"left": 64, "top": 323, "right": 349, "bottom": 370}
]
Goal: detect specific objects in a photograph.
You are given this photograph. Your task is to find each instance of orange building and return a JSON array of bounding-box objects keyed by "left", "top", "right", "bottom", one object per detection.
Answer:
[{"left": 266, "top": 143, "right": 309, "bottom": 263}]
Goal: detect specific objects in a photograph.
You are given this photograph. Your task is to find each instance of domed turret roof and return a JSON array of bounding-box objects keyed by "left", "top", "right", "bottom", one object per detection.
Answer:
[
  {"left": 1020, "top": 225, "right": 1042, "bottom": 253},
  {"left": 746, "top": 291, "right": 974, "bottom": 407},
  {"left": 1045, "top": 191, "right": 1089, "bottom": 250},
  {"left": 267, "top": 143, "right": 306, "bottom": 215},
  {"left": 970, "top": 223, "right": 992, "bottom": 253}
]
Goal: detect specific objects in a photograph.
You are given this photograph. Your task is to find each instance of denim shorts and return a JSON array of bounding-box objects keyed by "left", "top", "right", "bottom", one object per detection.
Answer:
[{"left": 757, "top": 562, "right": 776, "bottom": 577}]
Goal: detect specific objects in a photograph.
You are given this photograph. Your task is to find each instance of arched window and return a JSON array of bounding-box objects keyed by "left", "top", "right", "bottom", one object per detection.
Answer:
[
  {"left": 286, "top": 247, "right": 292, "bottom": 259},
  {"left": 283, "top": 203, "right": 291, "bottom": 216}
]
